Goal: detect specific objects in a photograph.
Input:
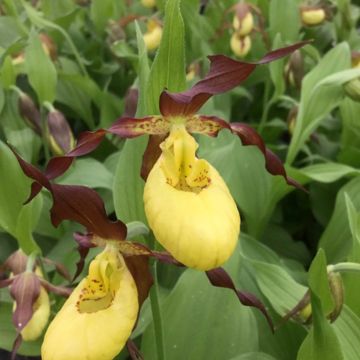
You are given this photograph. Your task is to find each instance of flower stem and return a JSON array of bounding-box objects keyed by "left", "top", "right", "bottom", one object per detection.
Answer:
[
  {"left": 147, "top": 234, "right": 166, "bottom": 360},
  {"left": 40, "top": 106, "right": 50, "bottom": 162},
  {"left": 328, "top": 262, "right": 360, "bottom": 274},
  {"left": 149, "top": 263, "right": 166, "bottom": 360}
]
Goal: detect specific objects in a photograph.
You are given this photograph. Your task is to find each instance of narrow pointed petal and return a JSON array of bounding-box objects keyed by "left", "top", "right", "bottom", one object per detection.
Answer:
[
  {"left": 12, "top": 150, "right": 128, "bottom": 243},
  {"left": 141, "top": 134, "right": 167, "bottom": 180},
  {"left": 50, "top": 184, "right": 127, "bottom": 240},
  {"left": 109, "top": 116, "right": 169, "bottom": 138},
  {"left": 125, "top": 256, "right": 153, "bottom": 308},
  {"left": 230, "top": 122, "right": 304, "bottom": 190},
  {"left": 206, "top": 267, "right": 274, "bottom": 331},
  {"left": 44, "top": 116, "right": 168, "bottom": 180},
  {"left": 186, "top": 115, "right": 230, "bottom": 136},
  {"left": 41, "top": 248, "right": 139, "bottom": 360},
  {"left": 127, "top": 339, "right": 144, "bottom": 360},
  {"left": 45, "top": 129, "right": 107, "bottom": 180},
  {"left": 160, "top": 41, "right": 311, "bottom": 117}
]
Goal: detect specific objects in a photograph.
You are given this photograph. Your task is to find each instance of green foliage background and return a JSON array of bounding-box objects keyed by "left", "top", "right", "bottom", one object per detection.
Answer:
[{"left": 0, "top": 0, "right": 360, "bottom": 359}]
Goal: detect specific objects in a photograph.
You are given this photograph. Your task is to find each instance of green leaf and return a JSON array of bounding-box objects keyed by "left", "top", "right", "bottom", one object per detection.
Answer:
[
  {"left": 297, "top": 295, "right": 344, "bottom": 360},
  {"left": 342, "top": 195, "right": 360, "bottom": 316},
  {"left": 141, "top": 269, "right": 258, "bottom": 360},
  {"left": 269, "top": 0, "right": 301, "bottom": 42},
  {"left": 287, "top": 43, "right": 352, "bottom": 164},
  {"left": 135, "top": 20, "right": 150, "bottom": 117},
  {"left": 269, "top": 34, "right": 285, "bottom": 98},
  {"left": 25, "top": 30, "right": 57, "bottom": 104},
  {"left": 56, "top": 73, "right": 100, "bottom": 128},
  {"left": 251, "top": 261, "right": 307, "bottom": 316},
  {"left": 338, "top": 98, "right": 360, "bottom": 167},
  {"left": 146, "top": 0, "right": 186, "bottom": 114},
  {"left": 0, "top": 92, "right": 41, "bottom": 161},
  {"left": 301, "top": 163, "right": 360, "bottom": 183},
  {"left": 0, "top": 55, "right": 16, "bottom": 89},
  {"left": 0, "top": 141, "right": 41, "bottom": 254},
  {"left": 308, "top": 249, "right": 334, "bottom": 315},
  {"left": 56, "top": 158, "right": 114, "bottom": 190},
  {"left": 0, "top": 302, "right": 41, "bottom": 356},
  {"left": 90, "top": 0, "right": 114, "bottom": 34},
  {"left": 229, "top": 353, "right": 277, "bottom": 360},
  {"left": 319, "top": 177, "right": 360, "bottom": 263},
  {"left": 333, "top": 306, "right": 360, "bottom": 360},
  {"left": 113, "top": 136, "right": 148, "bottom": 224}
]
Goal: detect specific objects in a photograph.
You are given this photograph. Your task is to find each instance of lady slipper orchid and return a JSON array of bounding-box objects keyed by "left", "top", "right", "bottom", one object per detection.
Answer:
[
  {"left": 42, "top": 245, "right": 139, "bottom": 360},
  {"left": 11, "top": 140, "right": 277, "bottom": 335},
  {"left": 144, "top": 126, "right": 240, "bottom": 270},
  {"left": 35, "top": 42, "right": 309, "bottom": 272}
]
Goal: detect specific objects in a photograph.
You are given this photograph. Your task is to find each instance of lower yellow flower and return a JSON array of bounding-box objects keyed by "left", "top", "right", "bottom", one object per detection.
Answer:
[
  {"left": 21, "top": 287, "right": 50, "bottom": 341},
  {"left": 41, "top": 246, "right": 138, "bottom": 360},
  {"left": 144, "top": 126, "right": 240, "bottom": 270}
]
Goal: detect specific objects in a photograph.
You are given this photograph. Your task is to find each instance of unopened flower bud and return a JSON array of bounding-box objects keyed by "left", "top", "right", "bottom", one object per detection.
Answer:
[
  {"left": 232, "top": 3, "right": 254, "bottom": 36},
  {"left": 327, "top": 271, "right": 344, "bottom": 322},
  {"left": 107, "top": 20, "right": 126, "bottom": 44},
  {"left": 351, "top": 52, "right": 360, "bottom": 68},
  {"left": 344, "top": 52, "right": 360, "bottom": 102},
  {"left": 143, "top": 19, "right": 163, "bottom": 52},
  {"left": 12, "top": 33, "right": 56, "bottom": 65},
  {"left": 284, "top": 50, "right": 304, "bottom": 88},
  {"left": 230, "top": 33, "right": 251, "bottom": 58},
  {"left": 47, "top": 110, "right": 75, "bottom": 155},
  {"left": 141, "top": 0, "right": 156, "bottom": 8},
  {"left": 4, "top": 250, "right": 28, "bottom": 275},
  {"left": 300, "top": 6, "right": 326, "bottom": 26},
  {"left": 344, "top": 78, "right": 360, "bottom": 102},
  {"left": 39, "top": 33, "right": 57, "bottom": 61},
  {"left": 18, "top": 93, "right": 42, "bottom": 135},
  {"left": 287, "top": 107, "right": 298, "bottom": 136}
]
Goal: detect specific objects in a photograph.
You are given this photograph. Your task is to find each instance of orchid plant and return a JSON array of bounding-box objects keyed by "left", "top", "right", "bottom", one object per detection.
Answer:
[{"left": 6, "top": 40, "right": 309, "bottom": 360}]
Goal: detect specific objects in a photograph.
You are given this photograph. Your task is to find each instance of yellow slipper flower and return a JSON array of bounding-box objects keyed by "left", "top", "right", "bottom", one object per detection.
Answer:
[
  {"left": 144, "top": 126, "right": 240, "bottom": 270},
  {"left": 42, "top": 246, "right": 139, "bottom": 360}
]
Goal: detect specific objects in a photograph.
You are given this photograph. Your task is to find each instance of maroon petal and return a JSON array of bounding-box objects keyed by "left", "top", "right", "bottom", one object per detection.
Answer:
[
  {"left": 125, "top": 256, "right": 153, "bottom": 308},
  {"left": 108, "top": 116, "right": 169, "bottom": 138},
  {"left": 11, "top": 334, "right": 22, "bottom": 360},
  {"left": 10, "top": 272, "right": 41, "bottom": 332},
  {"left": 123, "top": 88, "right": 139, "bottom": 118},
  {"left": 12, "top": 149, "right": 128, "bottom": 243},
  {"left": 45, "top": 129, "right": 107, "bottom": 180},
  {"left": 42, "top": 257, "right": 71, "bottom": 281},
  {"left": 0, "top": 278, "right": 13, "bottom": 288},
  {"left": 141, "top": 135, "right": 167, "bottom": 181},
  {"left": 40, "top": 279, "right": 72, "bottom": 297},
  {"left": 150, "top": 251, "right": 184, "bottom": 266},
  {"left": 206, "top": 267, "right": 274, "bottom": 331},
  {"left": 230, "top": 122, "right": 304, "bottom": 190},
  {"left": 127, "top": 339, "right": 144, "bottom": 360},
  {"left": 50, "top": 184, "right": 127, "bottom": 240},
  {"left": 72, "top": 232, "right": 96, "bottom": 282},
  {"left": 159, "top": 41, "right": 311, "bottom": 117},
  {"left": 186, "top": 115, "right": 230, "bottom": 136}
]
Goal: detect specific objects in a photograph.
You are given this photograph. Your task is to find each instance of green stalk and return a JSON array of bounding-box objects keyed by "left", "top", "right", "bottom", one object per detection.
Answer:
[
  {"left": 40, "top": 106, "right": 50, "bottom": 162},
  {"left": 149, "top": 263, "right": 166, "bottom": 360},
  {"left": 147, "top": 235, "right": 166, "bottom": 360},
  {"left": 258, "top": 80, "right": 272, "bottom": 134},
  {"left": 328, "top": 262, "right": 360, "bottom": 274}
]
